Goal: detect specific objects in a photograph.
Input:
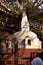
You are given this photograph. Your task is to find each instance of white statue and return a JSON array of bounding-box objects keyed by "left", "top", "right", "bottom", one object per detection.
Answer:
[{"left": 13, "top": 12, "right": 42, "bottom": 49}]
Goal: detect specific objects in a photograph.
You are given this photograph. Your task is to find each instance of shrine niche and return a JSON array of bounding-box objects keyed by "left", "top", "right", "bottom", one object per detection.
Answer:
[{"left": 13, "top": 12, "right": 42, "bottom": 49}]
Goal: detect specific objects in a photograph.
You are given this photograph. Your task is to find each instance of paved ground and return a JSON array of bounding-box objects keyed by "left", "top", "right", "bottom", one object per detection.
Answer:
[{"left": 0, "top": 49, "right": 43, "bottom": 65}]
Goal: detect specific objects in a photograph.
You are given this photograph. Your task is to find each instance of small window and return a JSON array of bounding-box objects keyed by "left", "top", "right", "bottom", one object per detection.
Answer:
[{"left": 28, "top": 39, "right": 31, "bottom": 45}]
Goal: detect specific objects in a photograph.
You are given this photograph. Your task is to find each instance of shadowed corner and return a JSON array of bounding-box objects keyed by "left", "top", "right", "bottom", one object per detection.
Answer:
[{"left": 39, "top": 51, "right": 43, "bottom": 60}]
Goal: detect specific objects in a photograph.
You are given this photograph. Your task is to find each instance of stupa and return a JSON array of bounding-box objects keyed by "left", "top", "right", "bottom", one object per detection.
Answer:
[{"left": 13, "top": 12, "right": 41, "bottom": 49}]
